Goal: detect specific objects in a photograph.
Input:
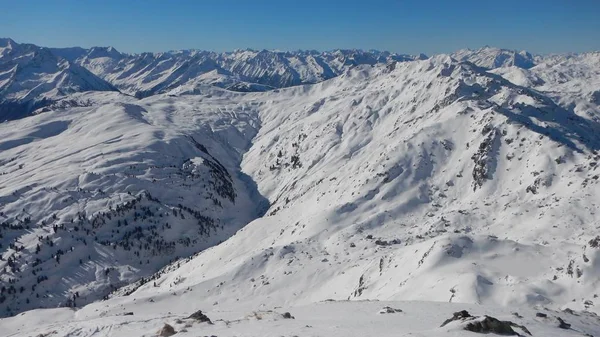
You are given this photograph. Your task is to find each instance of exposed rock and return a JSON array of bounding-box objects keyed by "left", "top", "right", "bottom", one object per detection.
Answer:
[
  {"left": 471, "top": 128, "right": 499, "bottom": 190},
  {"left": 157, "top": 323, "right": 176, "bottom": 336},
  {"left": 441, "top": 310, "right": 531, "bottom": 336},
  {"left": 187, "top": 309, "right": 212, "bottom": 323},
  {"left": 557, "top": 317, "right": 571, "bottom": 329},
  {"left": 374, "top": 239, "right": 401, "bottom": 246},
  {"left": 379, "top": 306, "right": 403, "bottom": 314},
  {"left": 282, "top": 312, "right": 295, "bottom": 319},
  {"left": 535, "top": 312, "right": 547, "bottom": 318},
  {"left": 441, "top": 310, "right": 472, "bottom": 327},
  {"left": 464, "top": 316, "right": 524, "bottom": 335}
]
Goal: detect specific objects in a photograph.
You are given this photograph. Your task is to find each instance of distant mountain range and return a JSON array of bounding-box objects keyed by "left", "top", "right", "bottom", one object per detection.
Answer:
[
  {"left": 1, "top": 37, "right": 431, "bottom": 121},
  {"left": 1, "top": 36, "right": 600, "bottom": 337},
  {"left": 0, "top": 38, "right": 116, "bottom": 121},
  {"left": 6, "top": 37, "right": 577, "bottom": 121}
]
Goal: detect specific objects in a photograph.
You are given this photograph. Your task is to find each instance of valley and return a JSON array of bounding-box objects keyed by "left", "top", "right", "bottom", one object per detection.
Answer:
[{"left": 1, "top": 40, "right": 599, "bottom": 336}]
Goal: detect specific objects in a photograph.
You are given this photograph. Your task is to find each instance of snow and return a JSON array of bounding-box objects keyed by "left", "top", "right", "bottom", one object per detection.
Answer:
[
  {"left": 452, "top": 47, "right": 535, "bottom": 69},
  {"left": 3, "top": 300, "right": 600, "bottom": 336},
  {"left": 491, "top": 52, "right": 600, "bottom": 124},
  {"left": 1, "top": 39, "right": 600, "bottom": 336},
  {"left": 0, "top": 40, "right": 117, "bottom": 121},
  {"left": 59, "top": 46, "right": 426, "bottom": 98},
  {"left": 115, "top": 59, "right": 599, "bottom": 323},
  {"left": 0, "top": 91, "right": 268, "bottom": 314}
]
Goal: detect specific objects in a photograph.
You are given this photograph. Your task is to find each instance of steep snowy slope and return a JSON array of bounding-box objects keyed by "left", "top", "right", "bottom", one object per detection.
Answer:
[
  {"left": 108, "top": 56, "right": 600, "bottom": 316},
  {"left": 0, "top": 90, "right": 269, "bottom": 316},
  {"left": 0, "top": 38, "right": 117, "bottom": 121}
]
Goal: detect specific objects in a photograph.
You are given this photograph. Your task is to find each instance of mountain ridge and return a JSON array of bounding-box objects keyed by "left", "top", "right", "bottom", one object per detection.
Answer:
[
  {"left": 1, "top": 54, "right": 599, "bottom": 317},
  {"left": 1, "top": 38, "right": 600, "bottom": 336},
  {"left": 2, "top": 37, "right": 599, "bottom": 122}
]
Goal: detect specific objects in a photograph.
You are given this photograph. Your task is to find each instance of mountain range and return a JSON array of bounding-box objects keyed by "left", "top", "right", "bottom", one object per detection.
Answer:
[
  {"left": 1, "top": 37, "right": 429, "bottom": 121},
  {"left": 1, "top": 38, "right": 600, "bottom": 336}
]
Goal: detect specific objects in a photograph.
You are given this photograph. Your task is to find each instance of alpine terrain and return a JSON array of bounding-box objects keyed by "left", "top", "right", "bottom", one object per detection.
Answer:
[{"left": 1, "top": 39, "right": 600, "bottom": 336}]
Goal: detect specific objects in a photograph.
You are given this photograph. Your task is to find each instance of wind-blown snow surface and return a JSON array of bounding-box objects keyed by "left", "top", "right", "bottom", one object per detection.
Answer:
[{"left": 2, "top": 55, "right": 600, "bottom": 335}]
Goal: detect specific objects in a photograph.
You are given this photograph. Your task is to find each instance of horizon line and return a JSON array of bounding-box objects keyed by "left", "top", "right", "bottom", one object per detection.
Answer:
[{"left": 3, "top": 37, "right": 599, "bottom": 58}]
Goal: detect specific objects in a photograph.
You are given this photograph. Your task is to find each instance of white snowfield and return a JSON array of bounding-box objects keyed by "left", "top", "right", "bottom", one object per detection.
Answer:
[
  {"left": 4, "top": 300, "right": 600, "bottom": 337},
  {"left": 1, "top": 42, "right": 600, "bottom": 336}
]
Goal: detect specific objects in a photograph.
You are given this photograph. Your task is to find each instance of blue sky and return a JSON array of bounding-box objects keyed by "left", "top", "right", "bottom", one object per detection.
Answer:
[{"left": 2, "top": 0, "right": 599, "bottom": 55}]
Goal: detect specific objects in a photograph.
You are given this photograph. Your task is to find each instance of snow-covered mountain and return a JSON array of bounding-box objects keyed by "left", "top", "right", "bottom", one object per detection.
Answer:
[
  {"left": 452, "top": 46, "right": 536, "bottom": 69},
  {"left": 492, "top": 52, "right": 600, "bottom": 124},
  {"left": 63, "top": 47, "right": 427, "bottom": 97},
  {"left": 1, "top": 40, "right": 600, "bottom": 336},
  {"left": 98, "top": 55, "right": 600, "bottom": 316},
  {"left": 0, "top": 38, "right": 117, "bottom": 121},
  {"left": 0, "top": 89, "right": 271, "bottom": 315},
  {"left": 1, "top": 38, "right": 427, "bottom": 119}
]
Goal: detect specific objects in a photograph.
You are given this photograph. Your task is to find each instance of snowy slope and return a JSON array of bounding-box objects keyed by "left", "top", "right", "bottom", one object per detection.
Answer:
[
  {"left": 492, "top": 52, "right": 600, "bottom": 124},
  {"left": 4, "top": 300, "right": 600, "bottom": 337},
  {"left": 0, "top": 90, "right": 269, "bottom": 315},
  {"left": 112, "top": 57, "right": 600, "bottom": 316},
  {"left": 0, "top": 38, "right": 117, "bottom": 121}
]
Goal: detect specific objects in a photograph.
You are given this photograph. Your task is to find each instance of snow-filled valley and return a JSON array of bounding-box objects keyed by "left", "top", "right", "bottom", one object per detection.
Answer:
[{"left": 1, "top": 40, "right": 600, "bottom": 336}]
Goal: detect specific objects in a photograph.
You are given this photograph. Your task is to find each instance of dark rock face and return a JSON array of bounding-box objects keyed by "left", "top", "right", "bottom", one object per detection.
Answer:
[
  {"left": 187, "top": 309, "right": 212, "bottom": 323},
  {"left": 379, "top": 306, "right": 403, "bottom": 314},
  {"left": 589, "top": 236, "right": 600, "bottom": 248},
  {"left": 440, "top": 310, "right": 531, "bottom": 336},
  {"left": 158, "top": 323, "right": 176, "bottom": 336},
  {"left": 557, "top": 317, "right": 571, "bottom": 329},
  {"left": 441, "top": 310, "right": 472, "bottom": 326},
  {"left": 591, "top": 90, "right": 600, "bottom": 105},
  {"left": 471, "top": 128, "right": 499, "bottom": 190},
  {"left": 464, "top": 316, "right": 519, "bottom": 335},
  {"left": 282, "top": 312, "right": 294, "bottom": 319}
]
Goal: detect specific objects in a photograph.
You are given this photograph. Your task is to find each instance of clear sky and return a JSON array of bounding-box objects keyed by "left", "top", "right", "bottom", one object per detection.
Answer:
[{"left": 2, "top": 0, "right": 599, "bottom": 55}]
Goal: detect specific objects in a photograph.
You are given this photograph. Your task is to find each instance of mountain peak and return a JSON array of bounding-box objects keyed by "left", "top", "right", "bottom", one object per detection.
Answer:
[
  {"left": 452, "top": 46, "right": 535, "bottom": 69},
  {"left": 87, "top": 46, "right": 123, "bottom": 59},
  {"left": 0, "top": 37, "right": 17, "bottom": 47}
]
